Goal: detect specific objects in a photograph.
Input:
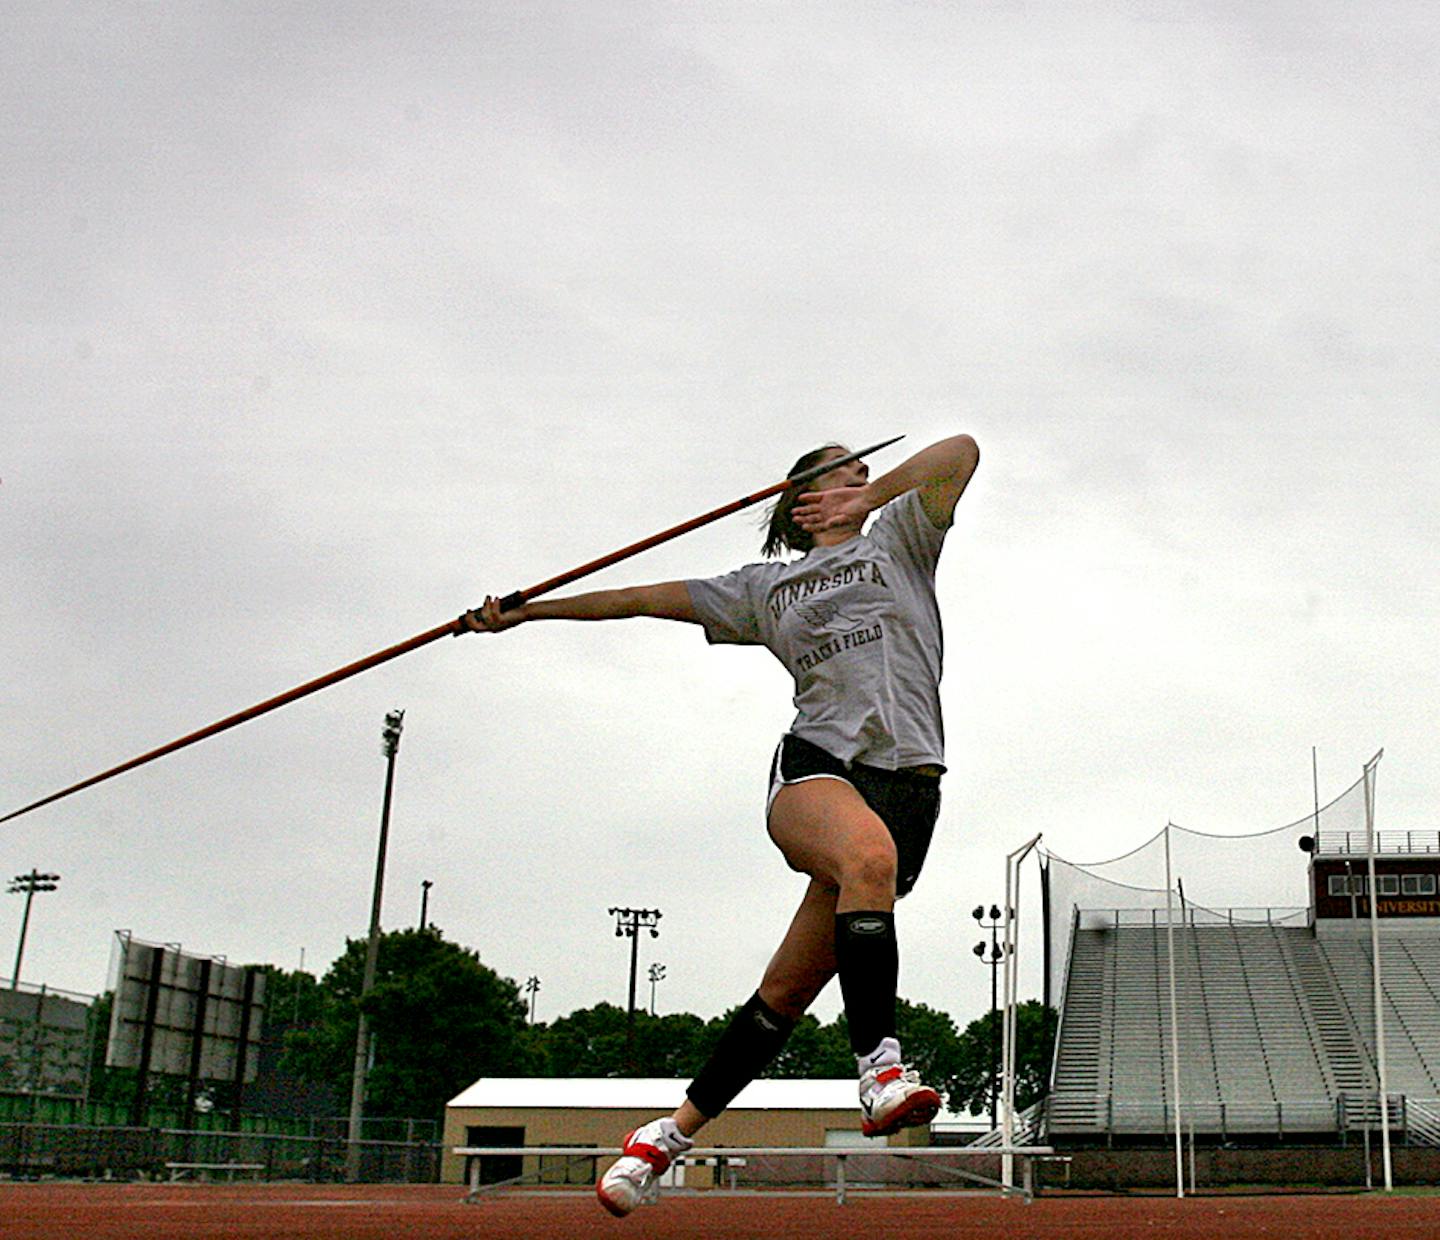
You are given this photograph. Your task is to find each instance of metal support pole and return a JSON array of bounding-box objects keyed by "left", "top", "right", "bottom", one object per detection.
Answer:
[
  {"left": 347, "top": 710, "right": 404, "bottom": 1181},
  {"left": 609, "top": 907, "right": 661, "bottom": 1071},
  {"left": 8, "top": 871, "right": 60, "bottom": 990},
  {"left": 231, "top": 967, "right": 257, "bottom": 1129},
  {"left": 129, "top": 944, "right": 166, "bottom": 1128},
  {"left": 628, "top": 929, "right": 640, "bottom": 1020},
  {"left": 1362, "top": 751, "right": 1392, "bottom": 1191},
  {"left": 1164, "top": 824, "right": 1184, "bottom": 1198},
  {"left": 183, "top": 958, "right": 213, "bottom": 1125},
  {"left": 11, "top": 885, "right": 35, "bottom": 990},
  {"left": 1001, "top": 834, "right": 1041, "bottom": 1190},
  {"left": 973, "top": 905, "right": 1004, "bottom": 1129}
]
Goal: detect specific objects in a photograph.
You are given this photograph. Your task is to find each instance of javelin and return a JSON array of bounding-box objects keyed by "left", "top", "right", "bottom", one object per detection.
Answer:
[{"left": 1, "top": 435, "right": 903, "bottom": 826}]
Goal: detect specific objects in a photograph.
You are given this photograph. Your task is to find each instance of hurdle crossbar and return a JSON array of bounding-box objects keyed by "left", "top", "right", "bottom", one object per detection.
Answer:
[{"left": 453, "top": 1143, "right": 1057, "bottom": 1205}]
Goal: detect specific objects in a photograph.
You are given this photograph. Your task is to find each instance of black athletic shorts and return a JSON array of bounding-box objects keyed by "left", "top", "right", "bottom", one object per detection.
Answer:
[{"left": 767, "top": 732, "right": 942, "bottom": 898}]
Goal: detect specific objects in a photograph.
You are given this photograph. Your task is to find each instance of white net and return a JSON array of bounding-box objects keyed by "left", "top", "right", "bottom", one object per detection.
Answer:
[{"left": 1041, "top": 763, "right": 1374, "bottom": 1014}]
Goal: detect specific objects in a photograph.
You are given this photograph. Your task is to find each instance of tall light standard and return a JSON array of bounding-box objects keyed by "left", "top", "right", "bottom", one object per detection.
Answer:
[
  {"left": 347, "top": 708, "right": 404, "bottom": 1181},
  {"left": 648, "top": 962, "right": 667, "bottom": 1016},
  {"left": 524, "top": 975, "right": 540, "bottom": 1024},
  {"left": 8, "top": 871, "right": 60, "bottom": 990},
  {"left": 419, "top": 880, "right": 433, "bottom": 930},
  {"left": 973, "top": 903, "right": 1005, "bottom": 1129},
  {"left": 610, "top": 907, "right": 661, "bottom": 1070}
]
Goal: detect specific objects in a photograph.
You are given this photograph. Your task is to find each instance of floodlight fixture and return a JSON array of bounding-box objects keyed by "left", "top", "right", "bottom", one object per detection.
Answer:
[{"left": 381, "top": 709, "right": 405, "bottom": 757}]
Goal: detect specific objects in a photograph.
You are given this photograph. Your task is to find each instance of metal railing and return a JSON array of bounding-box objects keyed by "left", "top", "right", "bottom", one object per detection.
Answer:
[
  {"left": 1400, "top": 1098, "right": 1440, "bottom": 1147},
  {"left": 1050, "top": 1094, "right": 1342, "bottom": 1138},
  {"left": 1078, "top": 907, "right": 1309, "bottom": 929},
  {"left": 1316, "top": 831, "right": 1440, "bottom": 857},
  {"left": 1050, "top": 1092, "right": 1440, "bottom": 1143}
]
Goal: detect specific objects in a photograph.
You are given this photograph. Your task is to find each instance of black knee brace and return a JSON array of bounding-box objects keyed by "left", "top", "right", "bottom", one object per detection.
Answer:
[{"left": 686, "top": 992, "right": 797, "bottom": 1118}]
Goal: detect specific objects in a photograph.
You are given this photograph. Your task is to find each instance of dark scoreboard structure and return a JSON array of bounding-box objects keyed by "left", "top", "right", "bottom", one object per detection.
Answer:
[{"left": 1308, "top": 832, "right": 1440, "bottom": 922}]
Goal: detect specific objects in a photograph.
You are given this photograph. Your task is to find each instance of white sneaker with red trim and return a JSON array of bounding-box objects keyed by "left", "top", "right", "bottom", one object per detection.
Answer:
[
  {"left": 858, "top": 1039, "right": 941, "bottom": 1138},
  {"left": 595, "top": 1117, "right": 694, "bottom": 1217}
]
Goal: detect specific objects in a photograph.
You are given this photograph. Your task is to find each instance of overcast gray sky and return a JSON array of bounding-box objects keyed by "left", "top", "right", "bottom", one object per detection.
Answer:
[{"left": 5, "top": 3, "right": 1437, "bottom": 1036}]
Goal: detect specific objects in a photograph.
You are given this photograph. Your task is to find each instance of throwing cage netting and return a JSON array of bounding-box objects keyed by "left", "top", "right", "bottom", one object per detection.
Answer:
[{"left": 1041, "top": 765, "right": 1372, "bottom": 1015}]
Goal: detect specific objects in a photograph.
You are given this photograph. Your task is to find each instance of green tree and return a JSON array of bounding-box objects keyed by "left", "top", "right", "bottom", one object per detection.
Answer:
[
  {"left": 950, "top": 1000, "right": 1057, "bottom": 1120},
  {"left": 261, "top": 966, "right": 325, "bottom": 1036},
  {"left": 284, "top": 928, "right": 531, "bottom": 1122},
  {"left": 530, "top": 1002, "right": 635, "bottom": 1076},
  {"left": 631, "top": 1011, "right": 711, "bottom": 1077},
  {"left": 529, "top": 1004, "right": 712, "bottom": 1077}
]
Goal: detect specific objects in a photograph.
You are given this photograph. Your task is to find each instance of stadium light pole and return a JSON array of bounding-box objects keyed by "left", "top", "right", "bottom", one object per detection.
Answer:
[
  {"left": 610, "top": 907, "right": 661, "bottom": 1070},
  {"left": 972, "top": 904, "right": 1004, "bottom": 1129},
  {"left": 524, "top": 976, "right": 540, "bottom": 1024},
  {"left": 419, "top": 879, "right": 433, "bottom": 930},
  {"left": 347, "top": 708, "right": 404, "bottom": 1182},
  {"left": 8, "top": 871, "right": 60, "bottom": 990},
  {"left": 648, "top": 962, "right": 667, "bottom": 1016}
]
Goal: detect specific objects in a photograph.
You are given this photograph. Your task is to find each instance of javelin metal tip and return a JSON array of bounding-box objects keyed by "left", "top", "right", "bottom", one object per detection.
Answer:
[{"left": 786, "top": 434, "right": 905, "bottom": 488}]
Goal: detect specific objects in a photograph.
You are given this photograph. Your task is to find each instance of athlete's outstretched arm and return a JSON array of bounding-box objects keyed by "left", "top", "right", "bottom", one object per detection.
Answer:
[
  {"left": 461, "top": 582, "right": 699, "bottom": 633},
  {"left": 794, "top": 434, "right": 980, "bottom": 534}
]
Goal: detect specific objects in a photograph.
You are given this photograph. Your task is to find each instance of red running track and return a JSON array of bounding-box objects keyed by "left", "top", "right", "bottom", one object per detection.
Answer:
[{"left": 2, "top": 1183, "right": 1438, "bottom": 1240}]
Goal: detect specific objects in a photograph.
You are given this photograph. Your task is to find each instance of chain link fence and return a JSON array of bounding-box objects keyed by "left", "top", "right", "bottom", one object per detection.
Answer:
[{"left": 0, "top": 1122, "right": 442, "bottom": 1182}]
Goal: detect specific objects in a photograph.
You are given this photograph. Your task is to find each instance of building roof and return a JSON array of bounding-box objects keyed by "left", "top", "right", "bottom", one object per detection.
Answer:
[{"left": 448, "top": 1077, "right": 864, "bottom": 1111}]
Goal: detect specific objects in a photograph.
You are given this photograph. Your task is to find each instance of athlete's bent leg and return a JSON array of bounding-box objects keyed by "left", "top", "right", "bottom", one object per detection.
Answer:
[
  {"left": 600, "top": 882, "right": 837, "bottom": 1215},
  {"left": 767, "top": 777, "right": 939, "bottom": 1137},
  {"left": 768, "top": 779, "right": 899, "bottom": 1051}
]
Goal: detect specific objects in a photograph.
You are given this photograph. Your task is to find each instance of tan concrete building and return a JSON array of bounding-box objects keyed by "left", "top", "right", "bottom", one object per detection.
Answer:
[{"left": 443, "top": 1077, "right": 929, "bottom": 1188}]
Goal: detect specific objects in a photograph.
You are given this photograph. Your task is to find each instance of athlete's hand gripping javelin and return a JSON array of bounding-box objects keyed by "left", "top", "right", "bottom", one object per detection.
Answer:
[{"left": 466, "top": 595, "right": 527, "bottom": 633}]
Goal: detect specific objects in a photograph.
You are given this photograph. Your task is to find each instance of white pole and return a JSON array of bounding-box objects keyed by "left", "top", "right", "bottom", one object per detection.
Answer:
[
  {"left": 1362, "top": 752, "right": 1392, "bottom": 1191},
  {"left": 1008, "top": 846, "right": 1019, "bottom": 1186},
  {"left": 1164, "top": 823, "right": 1185, "bottom": 1199},
  {"left": 1000, "top": 834, "right": 1041, "bottom": 1192}
]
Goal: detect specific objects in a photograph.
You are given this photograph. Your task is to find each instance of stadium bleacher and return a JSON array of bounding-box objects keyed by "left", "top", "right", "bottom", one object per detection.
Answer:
[{"left": 1048, "top": 918, "right": 1440, "bottom": 1142}]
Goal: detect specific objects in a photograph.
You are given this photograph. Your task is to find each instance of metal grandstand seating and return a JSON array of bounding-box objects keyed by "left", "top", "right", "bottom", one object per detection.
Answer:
[
  {"left": 1043, "top": 915, "right": 1440, "bottom": 1140},
  {"left": 1315, "top": 936, "right": 1440, "bottom": 1097},
  {"left": 1046, "top": 925, "right": 1107, "bottom": 1132}
]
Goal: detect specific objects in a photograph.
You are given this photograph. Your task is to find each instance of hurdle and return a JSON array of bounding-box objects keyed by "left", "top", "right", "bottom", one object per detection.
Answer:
[{"left": 453, "top": 1143, "right": 1058, "bottom": 1205}]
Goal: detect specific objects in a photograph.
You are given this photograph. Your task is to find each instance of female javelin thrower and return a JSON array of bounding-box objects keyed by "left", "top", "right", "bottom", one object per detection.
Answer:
[{"left": 464, "top": 433, "right": 979, "bottom": 1216}]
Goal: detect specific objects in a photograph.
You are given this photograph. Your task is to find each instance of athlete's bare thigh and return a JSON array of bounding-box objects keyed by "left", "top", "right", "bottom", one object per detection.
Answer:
[{"left": 768, "top": 777, "right": 897, "bottom": 913}]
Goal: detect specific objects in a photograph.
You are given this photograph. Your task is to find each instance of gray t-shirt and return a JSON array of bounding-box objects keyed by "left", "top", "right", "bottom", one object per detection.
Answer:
[{"left": 686, "top": 490, "right": 949, "bottom": 771}]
